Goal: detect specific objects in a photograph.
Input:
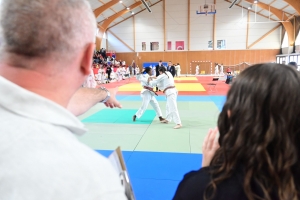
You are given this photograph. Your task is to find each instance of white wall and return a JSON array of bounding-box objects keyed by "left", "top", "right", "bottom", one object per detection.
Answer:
[
  {"left": 166, "top": 0, "right": 188, "bottom": 50},
  {"left": 248, "top": 13, "right": 281, "bottom": 49},
  {"left": 190, "top": 0, "right": 214, "bottom": 50},
  {"left": 106, "top": 0, "right": 281, "bottom": 52}
]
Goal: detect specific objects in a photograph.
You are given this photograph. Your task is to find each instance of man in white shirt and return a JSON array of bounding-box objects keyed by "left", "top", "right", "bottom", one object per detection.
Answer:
[{"left": 0, "top": 0, "right": 127, "bottom": 200}]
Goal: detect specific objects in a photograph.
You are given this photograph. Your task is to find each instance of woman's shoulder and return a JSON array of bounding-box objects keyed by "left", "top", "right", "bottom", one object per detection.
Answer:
[{"left": 173, "top": 166, "right": 246, "bottom": 200}]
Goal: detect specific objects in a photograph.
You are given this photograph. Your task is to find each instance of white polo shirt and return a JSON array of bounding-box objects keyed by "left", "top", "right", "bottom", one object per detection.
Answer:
[{"left": 0, "top": 76, "right": 127, "bottom": 200}]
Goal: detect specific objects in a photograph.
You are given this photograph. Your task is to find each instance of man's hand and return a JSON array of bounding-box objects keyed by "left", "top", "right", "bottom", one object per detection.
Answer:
[
  {"left": 202, "top": 128, "right": 220, "bottom": 167},
  {"left": 104, "top": 87, "right": 122, "bottom": 108}
]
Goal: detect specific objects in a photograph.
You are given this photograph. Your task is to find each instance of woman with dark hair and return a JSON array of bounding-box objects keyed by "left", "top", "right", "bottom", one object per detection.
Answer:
[
  {"left": 133, "top": 67, "right": 164, "bottom": 122},
  {"left": 173, "top": 63, "right": 300, "bottom": 200},
  {"left": 148, "top": 66, "right": 182, "bottom": 129}
]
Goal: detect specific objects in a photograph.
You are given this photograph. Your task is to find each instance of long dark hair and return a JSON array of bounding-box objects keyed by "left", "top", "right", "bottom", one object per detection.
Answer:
[
  {"left": 158, "top": 66, "right": 169, "bottom": 78},
  {"left": 205, "top": 63, "right": 300, "bottom": 200}
]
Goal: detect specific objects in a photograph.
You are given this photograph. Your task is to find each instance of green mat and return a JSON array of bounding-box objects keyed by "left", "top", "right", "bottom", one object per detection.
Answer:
[{"left": 82, "top": 109, "right": 156, "bottom": 124}]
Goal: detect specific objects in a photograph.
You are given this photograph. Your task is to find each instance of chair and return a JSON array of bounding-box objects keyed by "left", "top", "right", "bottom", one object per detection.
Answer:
[{"left": 207, "top": 77, "right": 219, "bottom": 92}]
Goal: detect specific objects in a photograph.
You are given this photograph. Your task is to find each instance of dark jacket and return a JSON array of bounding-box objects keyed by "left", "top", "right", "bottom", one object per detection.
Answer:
[
  {"left": 156, "top": 64, "right": 164, "bottom": 77},
  {"left": 167, "top": 65, "right": 176, "bottom": 77}
]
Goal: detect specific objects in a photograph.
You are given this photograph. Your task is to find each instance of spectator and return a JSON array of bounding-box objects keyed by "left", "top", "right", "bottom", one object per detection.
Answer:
[
  {"left": 288, "top": 61, "right": 298, "bottom": 70},
  {"left": 0, "top": 0, "right": 127, "bottom": 199},
  {"left": 173, "top": 63, "right": 300, "bottom": 200}
]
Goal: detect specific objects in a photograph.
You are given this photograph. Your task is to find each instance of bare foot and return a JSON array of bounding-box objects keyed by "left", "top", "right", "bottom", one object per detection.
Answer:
[
  {"left": 173, "top": 124, "right": 182, "bottom": 129},
  {"left": 161, "top": 120, "right": 169, "bottom": 124}
]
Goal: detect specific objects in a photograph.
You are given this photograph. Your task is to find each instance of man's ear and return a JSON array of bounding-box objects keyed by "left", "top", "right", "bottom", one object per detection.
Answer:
[{"left": 80, "top": 43, "right": 95, "bottom": 76}]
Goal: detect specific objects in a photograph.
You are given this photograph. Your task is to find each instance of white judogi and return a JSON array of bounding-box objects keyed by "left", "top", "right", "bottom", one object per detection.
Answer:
[
  {"left": 149, "top": 71, "right": 181, "bottom": 125},
  {"left": 83, "top": 70, "right": 97, "bottom": 88},
  {"left": 116, "top": 68, "right": 122, "bottom": 81},
  {"left": 121, "top": 67, "right": 126, "bottom": 79},
  {"left": 195, "top": 65, "right": 199, "bottom": 75},
  {"left": 215, "top": 65, "right": 219, "bottom": 75},
  {"left": 98, "top": 68, "right": 106, "bottom": 84},
  {"left": 177, "top": 65, "right": 181, "bottom": 77},
  {"left": 220, "top": 65, "right": 224, "bottom": 75},
  {"left": 135, "top": 74, "right": 162, "bottom": 119},
  {"left": 152, "top": 67, "right": 156, "bottom": 77},
  {"left": 135, "top": 67, "right": 140, "bottom": 74}
]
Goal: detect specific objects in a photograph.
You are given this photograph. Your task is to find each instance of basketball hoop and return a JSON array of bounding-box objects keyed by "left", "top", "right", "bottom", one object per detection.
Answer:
[{"left": 196, "top": 3, "right": 216, "bottom": 16}]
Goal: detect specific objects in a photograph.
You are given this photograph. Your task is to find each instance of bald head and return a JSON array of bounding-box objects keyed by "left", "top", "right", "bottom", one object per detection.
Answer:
[{"left": 0, "top": 0, "right": 96, "bottom": 62}]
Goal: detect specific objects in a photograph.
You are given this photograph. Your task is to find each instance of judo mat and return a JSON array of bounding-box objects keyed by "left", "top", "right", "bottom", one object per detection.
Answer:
[{"left": 78, "top": 76, "right": 230, "bottom": 200}]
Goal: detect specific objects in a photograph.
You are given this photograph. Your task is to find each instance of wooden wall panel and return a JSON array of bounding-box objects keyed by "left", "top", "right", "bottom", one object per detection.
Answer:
[{"left": 115, "top": 49, "right": 280, "bottom": 74}]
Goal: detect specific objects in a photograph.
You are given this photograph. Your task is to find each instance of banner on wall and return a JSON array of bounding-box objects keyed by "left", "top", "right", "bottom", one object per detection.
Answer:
[
  {"left": 167, "top": 41, "right": 172, "bottom": 50},
  {"left": 175, "top": 41, "right": 184, "bottom": 50},
  {"left": 142, "top": 42, "right": 146, "bottom": 51}
]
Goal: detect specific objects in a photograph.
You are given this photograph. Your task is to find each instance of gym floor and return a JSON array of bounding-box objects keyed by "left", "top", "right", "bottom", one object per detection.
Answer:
[{"left": 77, "top": 76, "right": 229, "bottom": 200}]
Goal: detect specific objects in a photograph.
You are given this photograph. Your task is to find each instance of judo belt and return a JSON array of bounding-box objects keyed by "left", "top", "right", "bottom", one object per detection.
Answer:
[
  {"left": 163, "top": 86, "right": 175, "bottom": 93},
  {"left": 143, "top": 86, "right": 158, "bottom": 96}
]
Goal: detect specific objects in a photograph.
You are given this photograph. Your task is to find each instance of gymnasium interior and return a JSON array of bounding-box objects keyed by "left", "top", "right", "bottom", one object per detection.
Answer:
[{"left": 82, "top": 0, "right": 300, "bottom": 199}]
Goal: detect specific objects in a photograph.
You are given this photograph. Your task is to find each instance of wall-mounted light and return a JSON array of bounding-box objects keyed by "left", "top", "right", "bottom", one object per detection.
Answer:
[{"left": 253, "top": 0, "right": 258, "bottom": 3}]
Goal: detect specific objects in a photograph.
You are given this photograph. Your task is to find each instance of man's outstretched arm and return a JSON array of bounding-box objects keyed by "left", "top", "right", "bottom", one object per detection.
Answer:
[{"left": 67, "top": 87, "right": 122, "bottom": 116}]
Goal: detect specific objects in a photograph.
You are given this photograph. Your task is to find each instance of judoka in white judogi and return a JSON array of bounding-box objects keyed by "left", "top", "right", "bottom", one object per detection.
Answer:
[
  {"left": 133, "top": 67, "right": 164, "bottom": 122},
  {"left": 195, "top": 65, "right": 199, "bottom": 75},
  {"left": 215, "top": 64, "right": 219, "bottom": 75},
  {"left": 83, "top": 69, "right": 97, "bottom": 88},
  {"left": 149, "top": 69, "right": 182, "bottom": 129},
  {"left": 97, "top": 67, "right": 106, "bottom": 84}
]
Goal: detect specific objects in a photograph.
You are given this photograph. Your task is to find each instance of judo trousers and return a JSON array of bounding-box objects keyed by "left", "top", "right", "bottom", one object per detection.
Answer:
[
  {"left": 135, "top": 92, "right": 162, "bottom": 118},
  {"left": 165, "top": 92, "right": 181, "bottom": 124}
]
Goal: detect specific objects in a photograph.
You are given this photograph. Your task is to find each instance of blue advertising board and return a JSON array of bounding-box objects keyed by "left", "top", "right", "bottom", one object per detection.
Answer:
[{"left": 142, "top": 62, "right": 168, "bottom": 68}]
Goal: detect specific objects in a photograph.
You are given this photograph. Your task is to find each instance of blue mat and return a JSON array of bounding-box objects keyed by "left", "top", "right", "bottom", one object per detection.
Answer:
[
  {"left": 96, "top": 150, "right": 203, "bottom": 200},
  {"left": 82, "top": 109, "right": 156, "bottom": 124}
]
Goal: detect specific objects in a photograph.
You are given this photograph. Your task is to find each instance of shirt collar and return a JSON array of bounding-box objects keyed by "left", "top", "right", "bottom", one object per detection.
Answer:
[{"left": 0, "top": 76, "right": 86, "bottom": 135}]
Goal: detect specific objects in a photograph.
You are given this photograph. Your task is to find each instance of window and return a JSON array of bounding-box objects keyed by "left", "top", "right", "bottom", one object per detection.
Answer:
[
  {"left": 217, "top": 40, "right": 226, "bottom": 49},
  {"left": 281, "top": 32, "right": 289, "bottom": 48},
  {"left": 167, "top": 41, "right": 172, "bottom": 50},
  {"left": 142, "top": 42, "right": 146, "bottom": 51},
  {"left": 150, "top": 42, "right": 159, "bottom": 51}
]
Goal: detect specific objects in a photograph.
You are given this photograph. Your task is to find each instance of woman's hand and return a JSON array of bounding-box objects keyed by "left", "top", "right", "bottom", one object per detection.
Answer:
[{"left": 202, "top": 128, "right": 220, "bottom": 167}]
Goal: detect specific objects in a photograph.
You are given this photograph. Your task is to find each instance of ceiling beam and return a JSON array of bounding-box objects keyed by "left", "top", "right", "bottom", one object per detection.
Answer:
[
  {"left": 245, "top": 0, "right": 295, "bottom": 46},
  {"left": 225, "top": 0, "right": 277, "bottom": 21},
  {"left": 93, "top": 0, "right": 120, "bottom": 18},
  {"left": 97, "top": 1, "right": 142, "bottom": 47},
  {"left": 98, "top": 1, "right": 142, "bottom": 33},
  {"left": 107, "top": 30, "right": 134, "bottom": 52},
  {"left": 284, "top": 0, "right": 300, "bottom": 15},
  {"left": 248, "top": 24, "right": 281, "bottom": 49},
  {"left": 107, "top": 0, "right": 163, "bottom": 29}
]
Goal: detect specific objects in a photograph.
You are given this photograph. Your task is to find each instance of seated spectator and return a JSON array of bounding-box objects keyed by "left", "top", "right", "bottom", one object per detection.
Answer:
[
  {"left": 0, "top": 0, "right": 127, "bottom": 199},
  {"left": 173, "top": 63, "right": 300, "bottom": 200},
  {"left": 288, "top": 61, "right": 298, "bottom": 70}
]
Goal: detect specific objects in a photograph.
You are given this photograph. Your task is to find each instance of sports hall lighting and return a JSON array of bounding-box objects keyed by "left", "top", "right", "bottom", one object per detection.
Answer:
[
  {"left": 140, "top": 0, "right": 152, "bottom": 12},
  {"left": 228, "top": 0, "right": 238, "bottom": 8},
  {"left": 126, "top": 7, "right": 130, "bottom": 10},
  {"left": 254, "top": 0, "right": 258, "bottom": 3},
  {"left": 119, "top": 1, "right": 122, "bottom": 3}
]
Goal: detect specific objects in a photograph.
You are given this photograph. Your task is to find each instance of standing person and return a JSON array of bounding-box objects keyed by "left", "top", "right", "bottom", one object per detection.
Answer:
[
  {"left": 220, "top": 63, "right": 224, "bottom": 75},
  {"left": 227, "top": 67, "right": 232, "bottom": 74},
  {"left": 167, "top": 61, "right": 176, "bottom": 77},
  {"left": 0, "top": 0, "right": 127, "bottom": 199},
  {"left": 129, "top": 65, "right": 132, "bottom": 75},
  {"left": 98, "top": 66, "right": 106, "bottom": 84},
  {"left": 195, "top": 65, "right": 199, "bottom": 75},
  {"left": 116, "top": 66, "right": 122, "bottom": 81},
  {"left": 155, "top": 60, "right": 164, "bottom": 91},
  {"left": 148, "top": 67, "right": 182, "bottom": 129},
  {"left": 175, "top": 64, "right": 178, "bottom": 77},
  {"left": 106, "top": 64, "right": 112, "bottom": 83},
  {"left": 173, "top": 63, "right": 300, "bottom": 200},
  {"left": 152, "top": 66, "right": 156, "bottom": 77},
  {"left": 215, "top": 63, "right": 219, "bottom": 75},
  {"left": 177, "top": 63, "right": 181, "bottom": 77},
  {"left": 133, "top": 67, "right": 165, "bottom": 122},
  {"left": 135, "top": 66, "right": 140, "bottom": 75},
  {"left": 83, "top": 67, "right": 97, "bottom": 88}
]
